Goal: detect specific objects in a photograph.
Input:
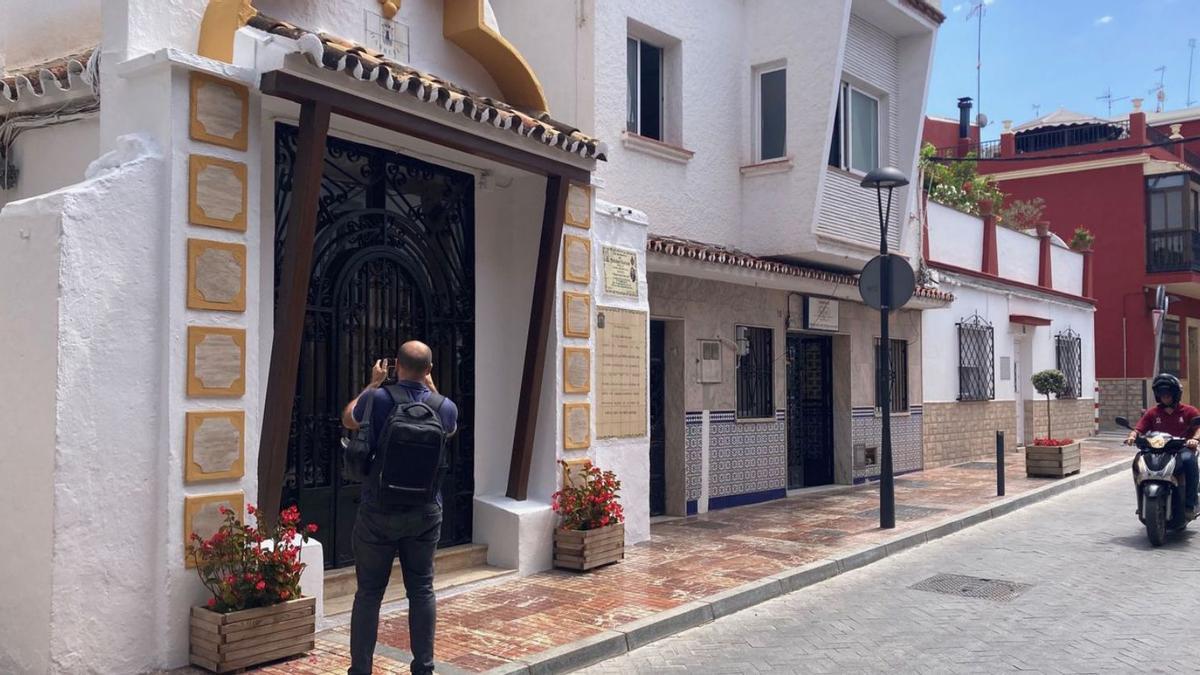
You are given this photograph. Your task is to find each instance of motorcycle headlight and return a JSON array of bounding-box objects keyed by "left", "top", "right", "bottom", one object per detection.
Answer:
[{"left": 1149, "top": 435, "right": 1168, "bottom": 449}]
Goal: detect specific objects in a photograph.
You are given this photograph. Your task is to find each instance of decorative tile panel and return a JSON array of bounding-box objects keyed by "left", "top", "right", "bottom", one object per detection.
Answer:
[
  {"left": 187, "top": 326, "right": 246, "bottom": 397},
  {"left": 684, "top": 410, "right": 787, "bottom": 505},
  {"left": 187, "top": 238, "right": 246, "bottom": 311},
  {"left": 852, "top": 408, "right": 924, "bottom": 482},
  {"left": 189, "top": 155, "right": 248, "bottom": 231},
  {"left": 185, "top": 410, "right": 245, "bottom": 482},
  {"left": 183, "top": 491, "right": 243, "bottom": 567},
  {"left": 189, "top": 73, "right": 249, "bottom": 150}
]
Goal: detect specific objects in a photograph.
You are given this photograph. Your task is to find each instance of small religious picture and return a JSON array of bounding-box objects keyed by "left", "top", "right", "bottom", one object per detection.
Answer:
[
  {"left": 563, "top": 347, "right": 591, "bottom": 394},
  {"left": 563, "top": 403, "right": 591, "bottom": 449},
  {"left": 602, "top": 246, "right": 639, "bottom": 298},
  {"left": 563, "top": 292, "right": 591, "bottom": 338},
  {"left": 563, "top": 235, "right": 592, "bottom": 284},
  {"left": 565, "top": 182, "right": 592, "bottom": 229}
]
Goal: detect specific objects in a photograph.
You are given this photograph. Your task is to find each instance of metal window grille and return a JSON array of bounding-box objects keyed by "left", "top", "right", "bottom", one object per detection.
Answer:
[
  {"left": 875, "top": 338, "right": 909, "bottom": 414},
  {"left": 958, "top": 314, "right": 994, "bottom": 401},
  {"left": 737, "top": 326, "right": 774, "bottom": 418},
  {"left": 1055, "top": 328, "right": 1083, "bottom": 399}
]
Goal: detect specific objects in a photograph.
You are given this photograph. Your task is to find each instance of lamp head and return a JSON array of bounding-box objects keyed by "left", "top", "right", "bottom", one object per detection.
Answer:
[{"left": 859, "top": 167, "right": 909, "bottom": 190}]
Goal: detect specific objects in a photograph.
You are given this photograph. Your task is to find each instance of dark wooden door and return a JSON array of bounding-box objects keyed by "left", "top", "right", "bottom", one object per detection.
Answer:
[
  {"left": 274, "top": 124, "right": 475, "bottom": 568},
  {"left": 649, "top": 321, "right": 667, "bottom": 516},
  {"left": 787, "top": 335, "right": 834, "bottom": 489}
]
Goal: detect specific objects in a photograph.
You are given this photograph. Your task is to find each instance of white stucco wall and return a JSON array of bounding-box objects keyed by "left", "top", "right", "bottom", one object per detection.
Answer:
[
  {"left": 0, "top": 191, "right": 61, "bottom": 675},
  {"left": 927, "top": 201, "right": 982, "bottom": 270},
  {"left": 1051, "top": 244, "right": 1084, "bottom": 297},
  {"left": 0, "top": 118, "right": 100, "bottom": 209},
  {"left": 995, "top": 226, "right": 1040, "bottom": 286},
  {"left": 1, "top": 0, "right": 100, "bottom": 69},
  {"left": 923, "top": 274, "right": 1095, "bottom": 405}
]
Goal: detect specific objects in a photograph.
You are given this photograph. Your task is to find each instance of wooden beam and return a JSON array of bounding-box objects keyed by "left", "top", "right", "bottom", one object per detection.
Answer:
[
  {"left": 258, "top": 71, "right": 589, "bottom": 184},
  {"left": 507, "top": 174, "right": 569, "bottom": 500},
  {"left": 257, "top": 100, "right": 331, "bottom": 527}
]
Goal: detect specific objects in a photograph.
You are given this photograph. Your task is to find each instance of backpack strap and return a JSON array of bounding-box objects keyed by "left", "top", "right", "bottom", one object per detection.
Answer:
[{"left": 426, "top": 392, "right": 446, "bottom": 413}]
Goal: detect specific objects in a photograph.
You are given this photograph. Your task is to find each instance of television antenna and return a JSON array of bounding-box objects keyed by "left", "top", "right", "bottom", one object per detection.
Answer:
[
  {"left": 1097, "top": 87, "right": 1130, "bottom": 117},
  {"left": 1148, "top": 66, "right": 1167, "bottom": 112},
  {"left": 1187, "top": 38, "right": 1196, "bottom": 107},
  {"left": 967, "top": 1, "right": 987, "bottom": 126},
  {"left": 1032, "top": 103, "right": 1041, "bottom": 118}
]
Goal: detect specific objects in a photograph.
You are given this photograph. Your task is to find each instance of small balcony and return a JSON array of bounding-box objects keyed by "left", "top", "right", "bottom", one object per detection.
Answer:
[{"left": 1147, "top": 229, "right": 1200, "bottom": 273}]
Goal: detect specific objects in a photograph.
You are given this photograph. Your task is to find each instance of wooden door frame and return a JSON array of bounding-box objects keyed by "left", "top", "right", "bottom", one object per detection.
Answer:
[{"left": 257, "top": 70, "right": 589, "bottom": 524}]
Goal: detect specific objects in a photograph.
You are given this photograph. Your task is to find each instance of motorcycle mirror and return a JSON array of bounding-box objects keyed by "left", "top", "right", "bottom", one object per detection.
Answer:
[{"left": 1115, "top": 416, "right": 1132, "bottom": 430}]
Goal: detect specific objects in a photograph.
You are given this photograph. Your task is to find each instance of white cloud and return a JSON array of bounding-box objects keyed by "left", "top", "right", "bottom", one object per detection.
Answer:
[
  {"left": 953, "top": 3, "right": 964, "bottom": 11},
  {"left": 984, "top": 0, "right": 996, "bottom": 5},
  {"left": 1095, "top": 15, "right": 1114, "bottom": 24}
]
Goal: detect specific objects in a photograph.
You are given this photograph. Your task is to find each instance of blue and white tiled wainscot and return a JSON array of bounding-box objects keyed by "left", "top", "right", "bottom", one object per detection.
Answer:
[
  {"left": 851, "top": 405, "right": 924, "bottom": 484},
  {"left": 685, "top": 410, "right": 787, "bottom": 515}
]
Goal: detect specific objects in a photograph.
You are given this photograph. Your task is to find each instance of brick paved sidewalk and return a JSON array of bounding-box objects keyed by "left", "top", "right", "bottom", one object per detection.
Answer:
[{"left": 249, "top": 442, "right": 1130, "bottom": 675}]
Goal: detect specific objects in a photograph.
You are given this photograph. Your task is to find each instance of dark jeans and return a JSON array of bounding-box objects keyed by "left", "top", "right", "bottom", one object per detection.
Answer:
[{"left": 348, "top": 501, "right": 442, "bottom": 675}]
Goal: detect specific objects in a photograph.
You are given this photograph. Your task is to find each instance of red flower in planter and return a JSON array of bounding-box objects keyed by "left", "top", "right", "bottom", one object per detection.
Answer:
[{"left": 551, "top": 460, "right": 624, "bottom": 531}]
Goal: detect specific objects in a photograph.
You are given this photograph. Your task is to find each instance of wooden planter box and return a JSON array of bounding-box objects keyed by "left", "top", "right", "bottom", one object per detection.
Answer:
[
  {"left": 189, "top": 596, "right": 315, "bottom": 673},
  {"left": 554, "top": 523, "right": 625, "bottom": 571},
  {"left": 1025, "top": 442, "right": 1082, "bottom": 478}
]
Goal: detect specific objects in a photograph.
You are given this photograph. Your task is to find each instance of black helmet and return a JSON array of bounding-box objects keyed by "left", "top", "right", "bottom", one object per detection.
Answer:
[{"left": 1152, "top": 373, "right": 1183, "bottom": 404}]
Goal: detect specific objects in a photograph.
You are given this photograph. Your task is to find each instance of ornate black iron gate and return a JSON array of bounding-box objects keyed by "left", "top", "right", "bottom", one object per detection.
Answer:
[
  {"left": 786, "top": 335, "right": 834, "bottom": 489},
  {"left": 274, "top": 124, "right": 475, "bottom": 568}
]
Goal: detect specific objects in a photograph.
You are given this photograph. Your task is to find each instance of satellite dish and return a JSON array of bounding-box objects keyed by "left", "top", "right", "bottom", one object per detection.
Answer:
[{"left": 976, "top": 112, "right": 989, "bottom": 127}]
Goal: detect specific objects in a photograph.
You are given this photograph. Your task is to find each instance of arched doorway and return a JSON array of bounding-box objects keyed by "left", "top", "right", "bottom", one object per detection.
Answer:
[{"left": 274, "top": 124, "right": 475, "bottom": 568}]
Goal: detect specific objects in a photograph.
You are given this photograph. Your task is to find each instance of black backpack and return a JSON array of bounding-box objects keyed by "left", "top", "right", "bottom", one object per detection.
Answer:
[{"left": 375, "top": 385, "right": 449, "bottom": 508}]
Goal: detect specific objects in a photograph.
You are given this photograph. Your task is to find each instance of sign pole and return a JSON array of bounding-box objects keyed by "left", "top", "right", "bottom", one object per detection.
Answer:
[{"left": 877, "top": 188, "right": 895, "bottom": 530}]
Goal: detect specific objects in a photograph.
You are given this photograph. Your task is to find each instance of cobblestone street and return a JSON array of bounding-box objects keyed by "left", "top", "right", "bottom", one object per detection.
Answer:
[{"left": 580, "top": 472, "right": 1200, "bottom": 674}]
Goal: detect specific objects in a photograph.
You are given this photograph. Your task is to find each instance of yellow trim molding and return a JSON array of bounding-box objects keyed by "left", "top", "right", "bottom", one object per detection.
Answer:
[
  {"left": 198, "top": 0, "right": 258, "bottom": 63},
  {"left": 443, "top": 0, "right": 549, "bottom": 112}
]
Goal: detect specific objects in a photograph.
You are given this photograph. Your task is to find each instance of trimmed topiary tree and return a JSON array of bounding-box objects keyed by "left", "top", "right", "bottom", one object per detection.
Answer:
[{"left": 1031, "top": 369, "right": 1067, "bottom": 441}]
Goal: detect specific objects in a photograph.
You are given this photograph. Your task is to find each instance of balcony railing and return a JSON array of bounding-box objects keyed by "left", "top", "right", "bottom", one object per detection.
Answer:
[
  {"left": 931, "top": 139, "right": 1001, "bottom": 159},
  {"left": 1148, "top": 125, "right": 1200, "bottom": 169},
  {"left": 1014, "top": 119, "right": 1129, "bottom": 154},
  {"left": 1147, "top": 229, "right": 1200, "bottom": 273}
]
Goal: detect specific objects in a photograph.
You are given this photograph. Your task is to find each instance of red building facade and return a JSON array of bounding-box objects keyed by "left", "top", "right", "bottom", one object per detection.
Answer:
[{"left": 925, "top": 100, "right": 1200, "bottom": 427}]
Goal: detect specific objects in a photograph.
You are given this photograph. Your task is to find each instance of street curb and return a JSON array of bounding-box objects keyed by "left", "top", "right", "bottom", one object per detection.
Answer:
[{"left": 483, "top": 456, "right": 1131, "bottom": 675}]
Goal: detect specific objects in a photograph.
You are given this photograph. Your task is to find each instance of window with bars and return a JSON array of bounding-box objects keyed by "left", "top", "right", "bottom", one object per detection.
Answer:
[
  {"left": 736, "top": 326, "right": 774, "bottom": 419},
  {"left": 874, "top": 338, "right": 909, "bottom": 414},
  {"left": 1055, "top": 329, "right": 1083, "bottom": 399},
  {"left": 958, "top": 314, "right": 994, "bottom": 401},
  {"left": 1161, "top": 317, "right": 1181, "bottom": 378}
]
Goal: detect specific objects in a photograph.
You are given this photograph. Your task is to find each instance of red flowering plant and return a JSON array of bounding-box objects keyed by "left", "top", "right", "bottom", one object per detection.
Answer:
[
  {"left": 1033, "top": 438, "right": 1075, "bottom": 447},
  {"left": 187, "top": 504, "right": 319, "bottom": 613},
  {"left": 551, "top": 460, "right": 625, "bottom": 530}
]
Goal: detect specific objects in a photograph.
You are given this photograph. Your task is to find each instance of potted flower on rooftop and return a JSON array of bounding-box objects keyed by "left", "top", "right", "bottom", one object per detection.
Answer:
[
  {"left": 1069, "top": 226, "right": 1095, "bottom": 252},
  {"left": 1027, "top": 369, "right": 1082, "bottom": 478},
  {"left": 551, "top": 460, "right": 626, "bottom": 571},
  {"left": 187, "top": 504, "right": 319, "bottom": 673}
]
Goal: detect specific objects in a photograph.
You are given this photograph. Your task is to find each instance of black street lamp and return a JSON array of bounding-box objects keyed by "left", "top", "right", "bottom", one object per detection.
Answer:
[{"left": 860, "top": 166, "right": 909, "bottom": 530}]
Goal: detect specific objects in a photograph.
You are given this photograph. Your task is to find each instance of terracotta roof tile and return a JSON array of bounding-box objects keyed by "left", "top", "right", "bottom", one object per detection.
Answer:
[
  {"left": 646, "top": 235, "right": 954, "bottom": 303},
  {"left": 248, "top": 14, "right": 606, "bottom": 161},
  {"left": 1, "top": 48, "right": 99, "bottom": 107}
]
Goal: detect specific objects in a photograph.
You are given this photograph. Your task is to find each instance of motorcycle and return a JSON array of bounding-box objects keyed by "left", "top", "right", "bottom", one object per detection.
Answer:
[{"left": 1115, "top": 415, "right": 1200, "bottom": 546}]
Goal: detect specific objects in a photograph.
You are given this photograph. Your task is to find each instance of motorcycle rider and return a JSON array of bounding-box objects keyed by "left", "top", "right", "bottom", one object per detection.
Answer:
[{"left": 1126, "top": 373, "right": 1200, "bottom": 518}]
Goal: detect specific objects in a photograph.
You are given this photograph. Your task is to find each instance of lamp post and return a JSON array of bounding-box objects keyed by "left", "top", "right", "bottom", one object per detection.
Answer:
[{"left": 860, "top": 166, "right": 909, "bottom": 530}]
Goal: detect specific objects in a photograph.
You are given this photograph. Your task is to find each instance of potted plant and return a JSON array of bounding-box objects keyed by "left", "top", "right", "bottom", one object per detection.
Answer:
[
  {"left": 1069, "top": 226, "right": 1095, "bottom": 252},
  {"left": 187, "top": 504, "right": 319, "bottom": 673},
  {"left": 551, "top": 460, "right": 626, "bottom": 571},
  {"left": 1027, "top": 370, "right": 1082, "bottom": 477}
]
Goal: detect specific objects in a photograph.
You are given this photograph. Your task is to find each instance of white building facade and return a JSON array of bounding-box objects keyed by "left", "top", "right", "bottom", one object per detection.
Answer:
[{"left": 922, "top": 201, "right": 1097, "bottom": 467}]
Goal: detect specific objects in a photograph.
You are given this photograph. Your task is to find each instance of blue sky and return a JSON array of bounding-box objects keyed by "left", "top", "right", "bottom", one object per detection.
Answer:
[{"left": 927, "top": 0, "right": 1200, "bottom": 139}]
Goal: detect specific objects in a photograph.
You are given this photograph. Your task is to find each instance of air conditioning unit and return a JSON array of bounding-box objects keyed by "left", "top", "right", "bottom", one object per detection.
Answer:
[{"left": 698, "top": 340, "right": 722, "bottom": 383}]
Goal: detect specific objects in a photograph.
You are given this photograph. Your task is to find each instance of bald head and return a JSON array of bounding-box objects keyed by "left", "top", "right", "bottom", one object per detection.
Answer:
[{"left": 396, "top": 340, "right": 433, "bottom": 379}]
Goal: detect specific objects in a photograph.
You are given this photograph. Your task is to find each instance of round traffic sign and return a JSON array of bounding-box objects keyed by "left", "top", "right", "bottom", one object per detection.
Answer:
[{"left": 859, "top": 254, "right": 916, "bottom": 310}]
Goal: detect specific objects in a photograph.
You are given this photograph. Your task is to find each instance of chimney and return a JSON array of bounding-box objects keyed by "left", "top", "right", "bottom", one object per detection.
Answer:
[{"left": 957, "top": 97, "right": 974, "bottom": 139}]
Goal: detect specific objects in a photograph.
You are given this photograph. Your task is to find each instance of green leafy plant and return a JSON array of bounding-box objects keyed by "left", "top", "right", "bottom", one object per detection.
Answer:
[
  {"left": 1069, "top": 226, "right": 1095, "bottom": 251},
  {"left": 551, "top": 460, "right": 625, "bottom": 531},
  {"left": 1031, "top": 369, "right": 1068, "bottom": 441},
  {"left": 187, "top": 504, "right": 317, "bottom": 613},
  {"left": 997, "top": 197, "right": 1046, "bottom": 232},
  {"left": 919, "top": 142, "right": 1004, "bottom": 215}
]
